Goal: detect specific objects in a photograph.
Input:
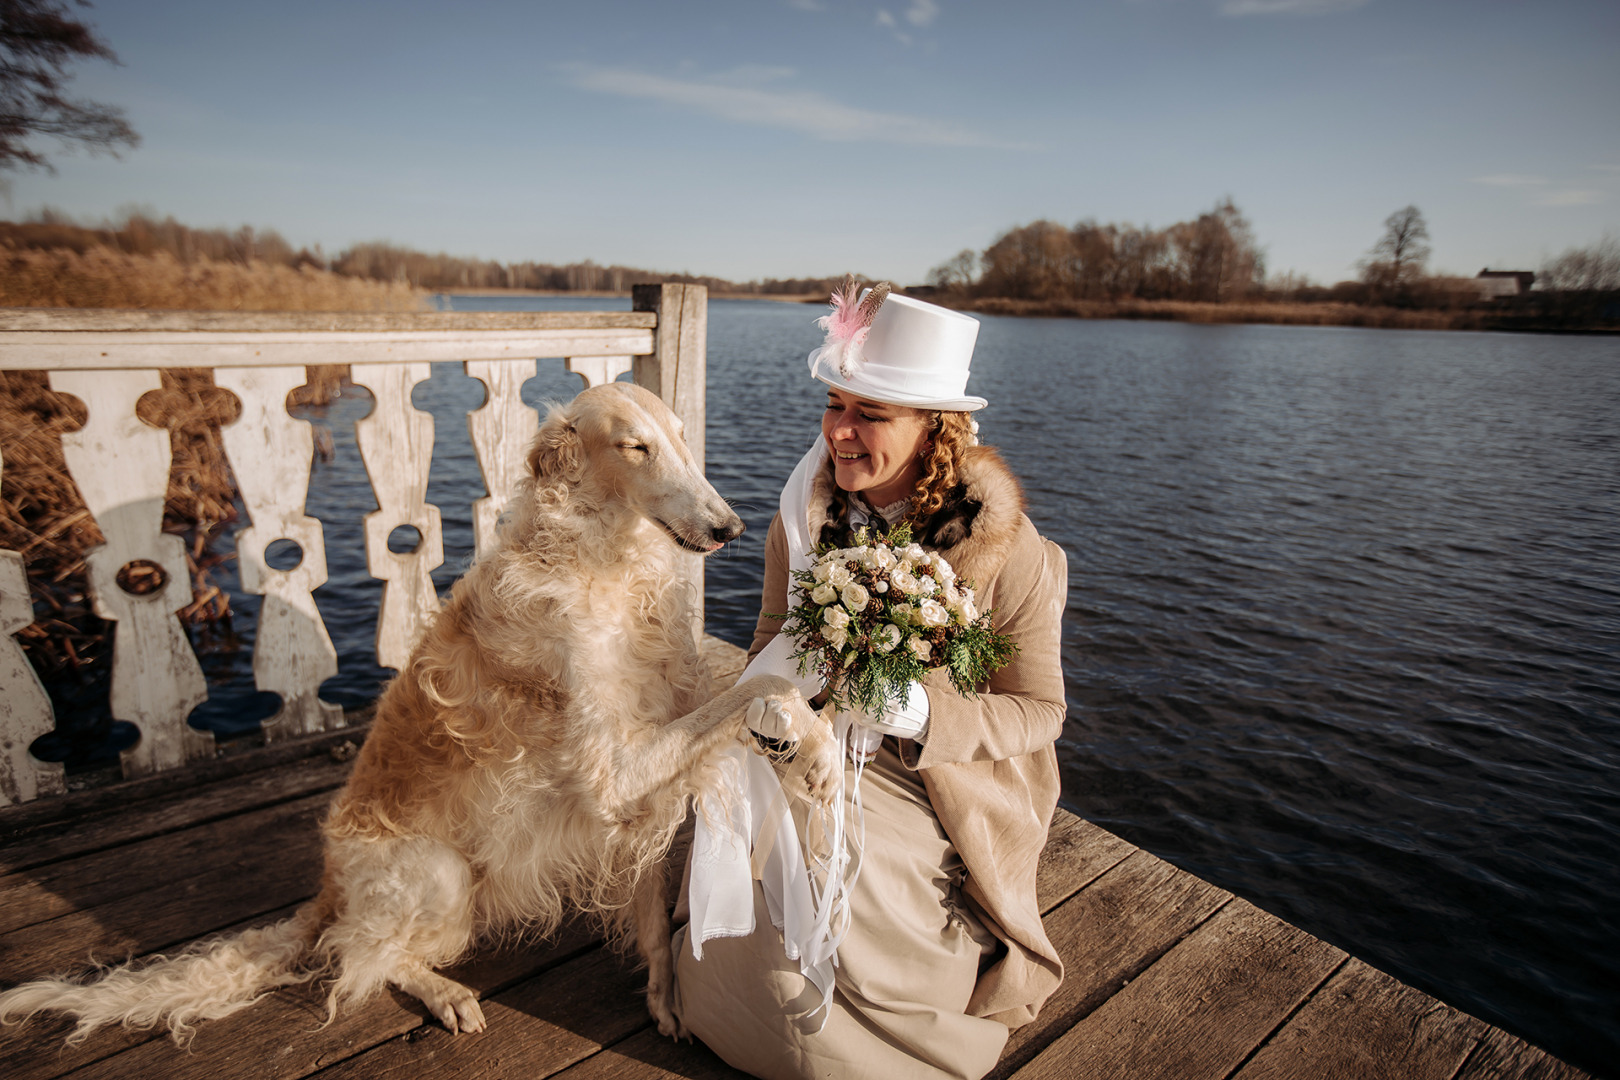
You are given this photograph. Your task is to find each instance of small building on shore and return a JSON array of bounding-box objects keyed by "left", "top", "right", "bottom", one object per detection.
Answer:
[{"left": 1475, "top": 268, "right": 1535, "bottom": 300}]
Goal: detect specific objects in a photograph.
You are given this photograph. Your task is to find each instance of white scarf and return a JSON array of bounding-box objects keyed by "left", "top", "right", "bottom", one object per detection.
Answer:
[{"left": 686, "top": 435, "right": 872, "bottom": 1026}]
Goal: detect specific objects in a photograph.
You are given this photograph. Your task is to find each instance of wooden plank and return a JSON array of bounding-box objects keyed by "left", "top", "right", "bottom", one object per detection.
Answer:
[
  {"left": 0, "top": 329, "right": 656, "bottom": 370},
  {"left": 0, "top": 311, "right": 658, "bottom": 332},
  {"left": 1234, "top": 957, "right": 1487, "bottom": 1080},
  {"left": 551, "top": 1025, "right": 748, "bottom": 1080},
  {"left": 1454, "top": 1024, "right": 1596, "bottom": 1080},
  {"left": 1014, "top": 899, "right": 1346, "bottom": 1080},
  {"left": 0, "top": 746, "right": 356, "bottom": 873},
  {"left": 44, "top": 924, "right": 606, "bottom": 1080},
  {"left": 309, "top": 945, "right": 648, "bottom": 1080},
  {"left": 632, "top": 284, "right": 707, "bottom": 637},
  {"left": 0, "top": 799, "right": 328, "bottom": 976},
  {"left": 1033, "top": 812, "right": 1135, "bottom": 914},
  {"left": 0, "top": 722, "right": 367, "bottom": 844},
  {"left": 0, "top": 790, "right": 335, "bottom": 935},
  {"left": 2, "top": 901, "right": 303, "bottom": 1080},
  {"left": 697, "top": 637, "right": 747, "bottom": 693},
  {"left": 994, "top": 848, "right": 1231, "bottom": 1080}
]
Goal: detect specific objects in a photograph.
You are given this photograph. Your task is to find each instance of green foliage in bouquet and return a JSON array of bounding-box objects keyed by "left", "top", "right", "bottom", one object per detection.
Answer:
[{"left": 778, "top": 522, "right": 1019, "bottom": 716}]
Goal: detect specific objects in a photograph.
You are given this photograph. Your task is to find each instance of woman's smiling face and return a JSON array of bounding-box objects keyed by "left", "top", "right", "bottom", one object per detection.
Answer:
[{"left": 821, "top": 389, "right": 932, "bottom": 507}]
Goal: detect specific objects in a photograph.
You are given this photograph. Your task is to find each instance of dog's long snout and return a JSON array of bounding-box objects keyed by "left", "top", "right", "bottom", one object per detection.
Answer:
[{"left": 711, "top": 518, "right": 746, "bottom": 545}]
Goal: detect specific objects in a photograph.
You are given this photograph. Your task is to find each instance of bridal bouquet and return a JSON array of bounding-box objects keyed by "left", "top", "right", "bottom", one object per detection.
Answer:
[{"left": 780, "top": 523, "right": 1018, "bottom": 717}]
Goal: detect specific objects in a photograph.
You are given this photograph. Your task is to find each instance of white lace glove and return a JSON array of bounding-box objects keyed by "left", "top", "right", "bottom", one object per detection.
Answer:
[
  {"left": 742, "top": 635, "right": 824, "bottom": 745},
  {"left": 746, "top": 696, "right": 809, "bottom": 743},
  {"left": 852, "top": 680, "right": 931, "bottom": 743}
]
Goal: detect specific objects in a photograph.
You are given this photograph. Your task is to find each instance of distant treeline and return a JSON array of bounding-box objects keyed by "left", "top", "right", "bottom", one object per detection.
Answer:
[
  {"left": 923, "top": 201, "right": 1618, "bottom": 331},
  {"left": 929, "top": 199, "right": 1267, "bottom": 304},
  {"left": 0, "top": 210, "right": 843, "bottom": 297}
]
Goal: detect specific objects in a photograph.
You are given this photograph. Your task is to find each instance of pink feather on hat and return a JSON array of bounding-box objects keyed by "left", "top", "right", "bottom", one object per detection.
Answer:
[{"left": 816, "top": 276, "right": 891, "bottom": 378}]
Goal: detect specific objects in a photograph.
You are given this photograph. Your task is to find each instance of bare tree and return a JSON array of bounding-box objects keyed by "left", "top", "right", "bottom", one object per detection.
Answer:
[
  {"left": 1, "top": 0, "right": 137, "bottom": 173},
  {"left": 1360, "top": 205, "right": 1431, "bottom": 300},
  {"left": 1540, "top": 236, "right": 1620, "bottom": 292},
  {"left": 926, "top": 248, "right": 979, "bottom": 292}
]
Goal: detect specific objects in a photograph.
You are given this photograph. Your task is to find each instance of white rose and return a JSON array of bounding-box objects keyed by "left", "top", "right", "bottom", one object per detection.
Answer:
[
  {"left": 960, "top": 596, "right": 978, "bottom": 623},
  {"left": 935, "top": 559, "right": 956, "bottom": 584},
  {"left": 902, "top": 544, "right": 926, "bottom": 562},
  {"left": 943, "top": 585, "right": 961, "bottom": 607},
  {"left": 811, "top": 582, "right": 837, "bottom": 606},
  {"left": 890, "top": 570, "right": 918, "bottom": 596},
  {"left": 890, "top": 603, "right": 915, "bottom": 625},
  {"left": 822, "top": 606, "right": 850, "bottom": 630},
  {"left": 919, "top": 599, "right": 950, "bottom": 627},
  {"left": 828, "top": 564, "right": 854, "bottom": 589},
  {"left": 918, "top": 575, "right": 938, "bottom": 596},
  {"left": 826, "top": 625, "right": 849, "bottom": 651},
  {"left": 874, "top": 547, "right": 897, "bottom": 570},
  {"left": 876, "top": 624, "right": 902, "bottom": 653},
  {"left": 841, "top": 582, "right": 870, "bottom": 613},
  {"left": 906, "top": 637, "right": 932, "bottom": 662},
  {"left": 812, "top": 561, "right": 832, "bottom": 583}
]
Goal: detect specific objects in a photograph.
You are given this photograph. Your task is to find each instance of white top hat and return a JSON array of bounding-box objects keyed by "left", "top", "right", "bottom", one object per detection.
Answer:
[{"left": 808, "top": 288, "right": 987, "bottom": 412}]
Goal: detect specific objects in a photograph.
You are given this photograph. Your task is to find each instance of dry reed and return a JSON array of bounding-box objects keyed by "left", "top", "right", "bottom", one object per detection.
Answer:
[
  {"left": 1, "top": 246, "right": 427, "bottom": 311},
  {"left": 958, "top": 296, "right": 1488, "bottom": 330}
]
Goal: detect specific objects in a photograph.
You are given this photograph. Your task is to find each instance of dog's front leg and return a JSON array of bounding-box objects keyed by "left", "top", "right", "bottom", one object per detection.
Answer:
[
  {"left": 610, "top": 675, "right": 812, "bottom": 811},
  {"left": 629, "top": 859, "right": 683, "bottom": 1039}
]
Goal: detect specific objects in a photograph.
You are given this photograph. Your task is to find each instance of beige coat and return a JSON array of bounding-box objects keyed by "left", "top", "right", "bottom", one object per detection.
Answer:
[{"left": 749, "top": 447, "right": 1068, "bottom": 1029}]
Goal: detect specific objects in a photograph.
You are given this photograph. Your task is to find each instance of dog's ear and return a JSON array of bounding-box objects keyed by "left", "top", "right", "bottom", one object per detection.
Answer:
[{"left": 528, "top": 410, "right": 583, "bottom": 482}]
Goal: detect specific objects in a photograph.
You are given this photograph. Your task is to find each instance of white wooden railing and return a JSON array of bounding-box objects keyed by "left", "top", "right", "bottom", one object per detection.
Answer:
[{"left": 0, "top": 284, "right": 709, "bottom": 805}]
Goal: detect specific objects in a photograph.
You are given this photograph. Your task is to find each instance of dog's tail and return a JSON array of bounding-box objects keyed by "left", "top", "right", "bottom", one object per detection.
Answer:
[{"left": 0, "top": 906, "right": 320, "bottom": 1044}]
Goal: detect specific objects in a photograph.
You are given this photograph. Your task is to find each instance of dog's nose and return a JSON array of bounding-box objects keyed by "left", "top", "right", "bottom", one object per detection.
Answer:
[{"left": 712, "top": 519, "right": 745, "bottom": 544}]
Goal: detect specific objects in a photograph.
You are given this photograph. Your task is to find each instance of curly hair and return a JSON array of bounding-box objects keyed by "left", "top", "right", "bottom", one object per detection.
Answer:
[{"left": 907, "top": 410, "right": 976, "bottom": 523}]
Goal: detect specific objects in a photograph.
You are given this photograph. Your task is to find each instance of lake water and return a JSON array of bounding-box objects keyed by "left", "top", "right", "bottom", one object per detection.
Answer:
[{"left": 50, "top": 297, "right": 1620, "bottom": 1074}]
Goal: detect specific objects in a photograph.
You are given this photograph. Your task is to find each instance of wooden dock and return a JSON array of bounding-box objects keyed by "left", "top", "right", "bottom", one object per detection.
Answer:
[{"left": 0, "top": 639, "right": 1589, "bottom": 1080}]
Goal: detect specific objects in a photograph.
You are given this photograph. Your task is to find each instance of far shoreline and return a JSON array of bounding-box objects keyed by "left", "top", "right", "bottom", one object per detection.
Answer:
[{"left": 434, "top": 289, "right": 1617, "bottom": 336}]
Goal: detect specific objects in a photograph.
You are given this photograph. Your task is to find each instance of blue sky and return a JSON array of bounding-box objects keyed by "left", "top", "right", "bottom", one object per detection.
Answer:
[{"left": 6, "top": 0, "right": 1617, "bottom": 286}]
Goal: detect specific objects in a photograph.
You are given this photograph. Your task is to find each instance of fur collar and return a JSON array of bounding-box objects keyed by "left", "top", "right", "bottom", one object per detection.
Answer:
[{"left": 807, "top": 446, "right": 1026, "bottom": 588}]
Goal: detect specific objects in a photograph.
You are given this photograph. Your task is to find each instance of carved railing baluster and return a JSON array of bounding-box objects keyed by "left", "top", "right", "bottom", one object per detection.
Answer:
[
  {"left": 0, "top": 443, "right": 65, "bottom": 806},
  {"left": 565, "top": 354, "right": 634, "bottom": 390},
  {"left": 465, "top": 359, "right": 539, "bottom": 562},
  {"left": 49, "top": 369, "right": 212, "bottom": 778},
  {"left": 216, "top": 366, "right": 344, "bottom": 738},
  {"left": 350, "top": 362, "right": 442, "bottom": 670}
]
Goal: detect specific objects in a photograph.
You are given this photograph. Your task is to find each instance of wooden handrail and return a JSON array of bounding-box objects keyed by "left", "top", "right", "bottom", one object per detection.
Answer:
[{"left": 0, "top": 285, "right": 709, "bottom": 804}]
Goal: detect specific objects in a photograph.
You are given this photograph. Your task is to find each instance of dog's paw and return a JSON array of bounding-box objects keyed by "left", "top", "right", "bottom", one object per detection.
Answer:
[
  {"left": 745, "top": 692, "right": 818, "bottom": 743},
  {"left": 403, "top": 970, "right": 486, "bottom": 1034},
  {"left": 647, "top": 982, "right": 686, "bottom": 1040}
]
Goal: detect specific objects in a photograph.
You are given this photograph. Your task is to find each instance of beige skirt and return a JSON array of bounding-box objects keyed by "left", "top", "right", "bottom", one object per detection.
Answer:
[{"left": 672, "top": 742, "right": 1009, "bottom": 1080}]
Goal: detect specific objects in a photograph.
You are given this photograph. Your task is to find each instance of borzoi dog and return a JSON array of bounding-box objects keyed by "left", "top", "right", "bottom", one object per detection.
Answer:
[{"left": 0, "top": 381, "right": 820, "bottom": 1042}]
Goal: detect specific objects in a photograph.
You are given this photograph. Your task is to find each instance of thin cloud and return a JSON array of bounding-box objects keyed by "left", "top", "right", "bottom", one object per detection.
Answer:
[
  {"left": 1471, "top": 174, "right": 1549, "bottom": 187},
  {"left": 785, "top": 0, "right": 824, "bottom": 9},
  {"left": 563, "top": 65, "right": 1030, "bottom": 149},
  {"left": 906, "top": 0, "right": 941, "bottom": 26},
  {"left": 1536, "top": 189, "right": 1605, "bottom": 207},
  {"left": 1220, "top": 0, "right": 1369, "bottom": 15}
]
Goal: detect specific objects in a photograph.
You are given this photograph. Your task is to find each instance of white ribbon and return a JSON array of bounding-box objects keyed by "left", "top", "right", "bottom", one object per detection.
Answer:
[{"left": 687, "top": 435, "right": 870, "bottom": 1026}]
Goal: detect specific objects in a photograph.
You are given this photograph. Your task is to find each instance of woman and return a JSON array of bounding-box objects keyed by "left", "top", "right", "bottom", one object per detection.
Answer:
[{"left": 674, "top": 287, "right": 1068, "bottom": 1080}]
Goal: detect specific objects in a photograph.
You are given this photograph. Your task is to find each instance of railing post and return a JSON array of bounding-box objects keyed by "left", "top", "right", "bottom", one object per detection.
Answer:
[{"left": 632, "top": 284, "right": 708, "bottom": 636}]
